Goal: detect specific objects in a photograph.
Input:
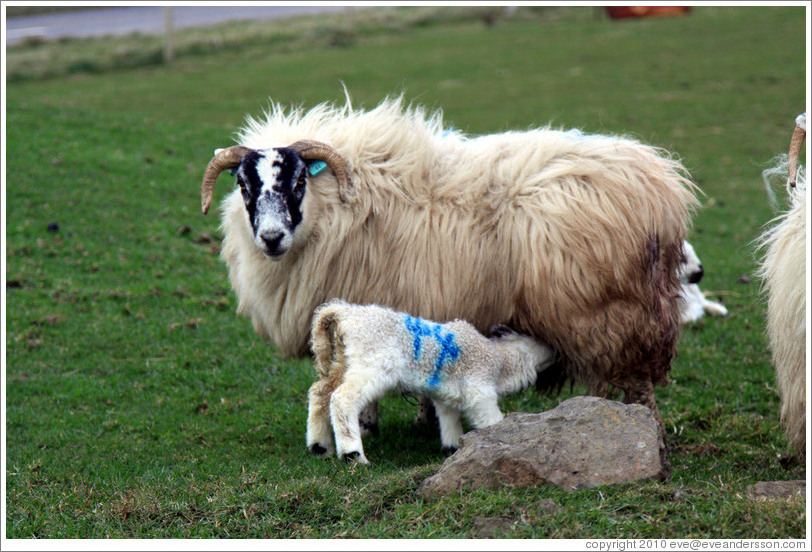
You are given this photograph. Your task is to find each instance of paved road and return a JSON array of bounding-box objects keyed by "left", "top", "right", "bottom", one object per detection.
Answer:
[{"left": 5, "top": 6, "right": 350, "bottom": 46}]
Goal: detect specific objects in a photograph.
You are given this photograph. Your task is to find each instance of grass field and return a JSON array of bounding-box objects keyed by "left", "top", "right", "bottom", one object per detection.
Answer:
[{"left": 3, "top": 5, "right": 808, "bottom": 540}]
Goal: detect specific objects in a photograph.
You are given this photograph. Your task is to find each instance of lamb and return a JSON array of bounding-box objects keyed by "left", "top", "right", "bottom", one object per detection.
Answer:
[
  {"left": 200, "top": 93, "right": 698, "bottom": 432},
  {"left": 756, "top": 113, "right": 806, "bottom": 456},
  {"left": 678, "top": 240, "right": 729, "bottom": 324},
  {"left": 305, "top": 300, "right": 556, "bottom": 463}
]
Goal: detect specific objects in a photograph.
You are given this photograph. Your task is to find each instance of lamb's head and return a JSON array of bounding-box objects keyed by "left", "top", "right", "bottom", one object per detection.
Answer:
[
  {"left": 679, "top": 240, "right": 704, "bottom": 285},
  {"left": 488, "top": 328, "right": 556, "bottom": 374},
  {"left": 201, "top": 141, "right": 350, "bottom": 259}
]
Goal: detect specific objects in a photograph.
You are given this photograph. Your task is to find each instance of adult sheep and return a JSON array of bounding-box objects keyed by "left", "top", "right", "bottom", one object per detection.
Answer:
[
  {"left": 757, "top": 113, "right": 806, "bottom": 457},
  {"left": 200, "top": 94, "right": 698, "bottom": 428}
]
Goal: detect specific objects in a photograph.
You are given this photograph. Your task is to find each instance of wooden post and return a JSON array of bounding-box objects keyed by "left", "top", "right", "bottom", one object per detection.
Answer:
[{"left": 163, "top": 7, "right": 174, "bottom": 63}]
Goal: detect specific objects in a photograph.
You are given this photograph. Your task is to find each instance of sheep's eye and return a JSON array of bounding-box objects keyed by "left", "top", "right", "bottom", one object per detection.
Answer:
[
  {"left": 297, "top": 173, "right": 306, "bottom": 188},
  {"left": 238, "top": 179, "right": 250, "bottom": 202}
]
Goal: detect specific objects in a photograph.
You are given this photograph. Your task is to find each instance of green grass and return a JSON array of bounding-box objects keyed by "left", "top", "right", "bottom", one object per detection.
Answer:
[{"left": 4, "top": 6, "right": 807, "bottom": 540}]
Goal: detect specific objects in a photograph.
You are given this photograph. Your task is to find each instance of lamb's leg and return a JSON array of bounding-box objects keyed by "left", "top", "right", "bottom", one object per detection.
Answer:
[
  {"left": 330, "top": 376, "right": 384, "bottom": 464},
  {"left": 465, "top": 390, "right": 504, "bottom": 430},
  {"left": 306, "top": 379, "right": 335, "bottom": 457},
  {"left": 432, "top": 400, "right": 464, "bottom": 453}
]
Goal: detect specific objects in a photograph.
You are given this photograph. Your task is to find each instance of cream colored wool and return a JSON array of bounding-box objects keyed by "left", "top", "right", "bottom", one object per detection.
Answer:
[
  {"left": 217, "top": 94, "right": 698, "bottom": 422},
  {"left": 757, "top": 162, "right": 807, "bottom": 457},
  {"left": 306, "top": 300, "right": 555, "bottom": 463}
]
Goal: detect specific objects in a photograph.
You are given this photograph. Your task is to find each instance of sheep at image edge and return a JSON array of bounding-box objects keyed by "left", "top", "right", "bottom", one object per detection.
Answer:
[
  {"left": 305, "top": 300, "right": 556, "bottom": 464},
  {"left": 756, "top": 113, "right": 806, "bottom": 457}
]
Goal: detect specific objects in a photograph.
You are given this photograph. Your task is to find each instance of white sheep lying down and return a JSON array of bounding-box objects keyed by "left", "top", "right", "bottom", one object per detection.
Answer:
[
  {"left": 678, "top": 240, "right": 729, "bottom": 324},
  {"left": 306, "top": 300, "right": 556, "bottom": 464}
]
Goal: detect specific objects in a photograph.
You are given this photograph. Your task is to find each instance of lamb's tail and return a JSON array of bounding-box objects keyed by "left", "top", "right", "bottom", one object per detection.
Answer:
[{"left": 310, "top": 301, "right": 347, "bottom": 379}]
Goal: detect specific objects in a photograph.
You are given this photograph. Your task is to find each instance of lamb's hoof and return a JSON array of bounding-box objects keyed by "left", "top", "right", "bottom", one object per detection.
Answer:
[
  {"left": 360, "top": 421, "right": 379, "bottom": 437},
  {"left": 441, "top": 445, "right": 458, "bottom": 457},
  {"left": 309, "top": 443, "right": 328, "bottom": 457}
]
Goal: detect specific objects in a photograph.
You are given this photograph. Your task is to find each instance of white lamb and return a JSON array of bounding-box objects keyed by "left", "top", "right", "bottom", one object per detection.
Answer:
[
  {"left": 306, "top": 300, "right": 556, "bottom": 464},
  {"left": 678, "top": 240, "right": 729, "bottom": 324}
]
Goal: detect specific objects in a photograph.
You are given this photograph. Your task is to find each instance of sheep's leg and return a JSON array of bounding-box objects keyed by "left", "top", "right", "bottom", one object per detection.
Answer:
[
  {"left": 306, "top": 379, "right": 335, "bottom": 457},
  {"left": 359, "top": 401, "right": 379, "bottom": 437},
  {"left": 622, "top": 380, "right": 672, "bottom": 480},
  {"left": 432, "top": 400, "right": 464, "bottom": 453},
  {"left": 330, "top": 376, "right": 384, "bottom": 464},
  {"left": 621, "top": 380, "right": 663, "bottom": 431}
]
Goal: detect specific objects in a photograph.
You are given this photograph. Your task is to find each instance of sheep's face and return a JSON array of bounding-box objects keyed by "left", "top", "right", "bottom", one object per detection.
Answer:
[
  {"left": 236, "top": 148, "right": 308, "bottom": 259},
  {"left": 679, "top": 241, "right": 704, "bottom": 284}
]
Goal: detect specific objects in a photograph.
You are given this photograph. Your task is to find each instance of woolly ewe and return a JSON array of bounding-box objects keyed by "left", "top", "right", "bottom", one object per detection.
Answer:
[{"left": 200, "top": 94, "right": 698, "bottom": 431}]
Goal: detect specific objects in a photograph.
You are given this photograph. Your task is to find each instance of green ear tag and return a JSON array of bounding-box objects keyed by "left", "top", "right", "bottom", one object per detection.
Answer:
[{"left": 309, "top": 161, "right": 327, "bottom": 176}]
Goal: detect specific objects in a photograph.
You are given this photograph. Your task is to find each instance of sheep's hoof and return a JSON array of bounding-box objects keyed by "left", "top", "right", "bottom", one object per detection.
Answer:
[
  {"left": 309, "top": 443, "right": 329, "bottom": 457},
  {"left": 441, "top": 445, "right": 458, "bottom": 457}
]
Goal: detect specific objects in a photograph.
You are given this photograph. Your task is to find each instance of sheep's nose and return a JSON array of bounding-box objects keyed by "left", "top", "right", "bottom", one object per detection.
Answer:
[
  {"left": 260, "top": 230, "right": 284, "bottom": 253},
  {"left": 688, "top": 265, "right": 704, "bottom": 284}
]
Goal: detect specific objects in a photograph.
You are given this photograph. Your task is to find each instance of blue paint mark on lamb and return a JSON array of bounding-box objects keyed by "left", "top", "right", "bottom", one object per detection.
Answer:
[{"left": 404, "top": 315, "right": 460, "bottom": 388}]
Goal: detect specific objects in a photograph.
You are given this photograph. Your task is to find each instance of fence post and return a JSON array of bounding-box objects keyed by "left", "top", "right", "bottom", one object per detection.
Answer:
[{"left": 163, "top": 7, "right": 174, "bottom": 63}]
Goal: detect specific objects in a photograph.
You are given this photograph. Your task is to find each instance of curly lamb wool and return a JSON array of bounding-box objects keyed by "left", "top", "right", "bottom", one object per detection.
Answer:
[{"left": 306, "top": 300, "right": 556, "bottom": 463}]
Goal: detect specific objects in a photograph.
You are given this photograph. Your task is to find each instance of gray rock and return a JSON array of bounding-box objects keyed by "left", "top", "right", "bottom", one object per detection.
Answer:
[
  {"left": 469, "top": 500, "right": 560, "bottom": 538},
  {"left": 418, "top": 396, "right": 668, "bottom": 497},
  {"left": 470, "top": 517, "right": 516, "bottom": 538},
  {"left": 746, "top": 480, "right": 806, "bottom": 500}
]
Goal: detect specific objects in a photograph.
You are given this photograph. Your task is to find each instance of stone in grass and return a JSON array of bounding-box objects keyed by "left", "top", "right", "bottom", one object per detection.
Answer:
[
  {"left": 418, "top": 396, "right": 667, "bottom": 498},
  {"left": 469, "top": 500, "right": 561, "bottom": 538},
  {"left": 746, "top": 480, "right": 806, "bottom": 500},
  {"left": 470, "top": 516, "right": 516, "bottom": 539}
]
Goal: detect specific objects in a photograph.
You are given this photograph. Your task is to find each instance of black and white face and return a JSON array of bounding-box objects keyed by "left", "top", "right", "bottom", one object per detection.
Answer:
[
  {"left": 236, "top": 148, "right": 308, "bottom": 259},
  {"left": 679, "top": 240, "right": 704, "bottom": 285}
]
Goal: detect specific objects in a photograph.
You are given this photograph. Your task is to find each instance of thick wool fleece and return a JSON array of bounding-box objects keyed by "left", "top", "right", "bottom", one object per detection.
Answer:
[{"left": 218, "top": 93, "right": 698, "bottom": 424}]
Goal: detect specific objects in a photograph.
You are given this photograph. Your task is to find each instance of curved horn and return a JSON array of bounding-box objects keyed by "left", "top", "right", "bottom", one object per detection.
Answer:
[
  {"left": 288, "top": 140, "right": 352, "bottom": 202},
  {"left": 201, "top": 146, "right": 253, "bottom": 214},
  {"left": 787, "top": 123, "right": 806, "bottom": 188}
]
